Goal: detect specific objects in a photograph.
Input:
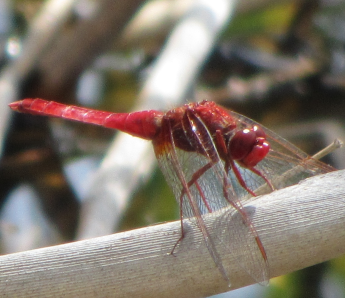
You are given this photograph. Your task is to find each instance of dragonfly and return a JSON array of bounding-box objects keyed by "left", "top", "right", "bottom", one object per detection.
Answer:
[{"left": 9, "top": 98, "right": 336, "bottom": 286}]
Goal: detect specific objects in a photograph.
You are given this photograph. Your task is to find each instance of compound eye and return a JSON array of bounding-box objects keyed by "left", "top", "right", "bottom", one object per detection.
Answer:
[
  {"left": 253, "top": 125, "right": 266, "bottom": 138},
  {"left": 229, "top": 129, "right": 256, "bottom": 161},
  {"left": 229, "top": 125, "right": 270, "bottom": 168},
  {"left": 241, "top": 139, "right": 270, "bottom": 168}
]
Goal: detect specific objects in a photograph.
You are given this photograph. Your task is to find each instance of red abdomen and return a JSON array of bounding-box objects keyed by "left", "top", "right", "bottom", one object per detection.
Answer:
[{"left": 9, "top": 98, "right": 164, "bottom": 140}]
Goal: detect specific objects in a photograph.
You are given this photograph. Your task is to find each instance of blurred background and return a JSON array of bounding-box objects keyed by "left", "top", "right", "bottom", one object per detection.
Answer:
[{"left": 1, "top": 0, "right": 345, "bottom": 297}]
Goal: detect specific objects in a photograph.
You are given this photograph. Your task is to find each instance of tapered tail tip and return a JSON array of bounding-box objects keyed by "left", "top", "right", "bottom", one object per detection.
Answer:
[
  {"left": 8, "top": 101, "right": 21, "bottom": 111},
  {"left": 9, "top": 99, "right": 35, "bottom": 113}
]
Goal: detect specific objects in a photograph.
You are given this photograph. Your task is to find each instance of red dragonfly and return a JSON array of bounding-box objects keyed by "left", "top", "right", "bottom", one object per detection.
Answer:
[{"left": 9, "top": 98, "right": 335, "bottom": 286}]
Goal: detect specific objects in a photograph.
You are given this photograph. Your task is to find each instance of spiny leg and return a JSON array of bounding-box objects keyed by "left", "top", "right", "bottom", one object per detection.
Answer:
[
  {"left": 195, "top": 181, "right": 212, "bottom": 212},
  {"left": 179, "top": 162, "right": 215, "bottom": 212},
  {"left": 217, "top": 128, "right": 269, "bottom": 267},
  {"left": 215, "top": 130, "right": 257, "bottom": 197},
  {"left": 170, "top": 195, "right": 185, "bottom": 256},
  {"left": 221, "top": 164, "right": 268, "bottom": 265},
  {"left": 249, "top": 166, "right": 274, "bottom": 191},
  {"left": 228, "top": 159, "right": 257, "bottom": 197},
  {"left": 171, "top": 162, "right": 215, "bottom": 255},
  {"left": 216, "top": 128, "right": 269, "bottom": 270}
]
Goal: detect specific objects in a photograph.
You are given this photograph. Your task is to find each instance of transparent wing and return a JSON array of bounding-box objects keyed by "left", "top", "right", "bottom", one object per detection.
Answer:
[
  {"left": 153, "top": 112, "right": 270, "bottom": 284},
  {"left": 153, "top": 121, "right": 232, "bottom": 284},
  {"left": 153, "top": 108, "right": 335, "bottom": 285}
]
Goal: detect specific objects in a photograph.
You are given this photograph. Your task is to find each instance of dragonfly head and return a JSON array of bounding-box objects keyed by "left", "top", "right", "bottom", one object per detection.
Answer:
[{"left": 229, "top": 125, "right": 270, "bottom": 168}]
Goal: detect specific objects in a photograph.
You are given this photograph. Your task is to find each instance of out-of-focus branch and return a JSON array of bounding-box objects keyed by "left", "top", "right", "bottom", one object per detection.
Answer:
[
  {"left": 0, "top": 170, "right": 344, "bottom": 297},
  {"left": 196, "top": 55, "right": 318, "bottom": 103},
  {"left": 33, "top": 0, "right": 145, "bottom": 99},
  {"left": 118, "top": 0, "right": 305, "bottom": 51},
  {"left": 1, "top": 0, "right": 76, "bottom": 156}
]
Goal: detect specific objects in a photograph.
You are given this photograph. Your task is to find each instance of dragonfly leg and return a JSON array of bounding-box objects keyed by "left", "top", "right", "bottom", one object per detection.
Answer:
[
  {"left": 216, "top": 130, "right": 258, "bottom": 196},
  {"left": 195, "top": 181, "right": 212, "bottom": 212},
  {"left": 171, "top": 162, "right": 216, "bottom": 255},
  {"left": 170, "top": 191, "right": 186, "bottom": 256},
  {"left": 249, "top": 167, "right": 274, "bottom": 191},
  {"left": 179, "top": 162, "right": 215, "bottom": 213},
  {"left": 221, "top": 166, "right": 270, "bottom": 271},
  {"left": 229, "top": 159, "right": 257, "bottom": 197},
  {"left": 170, "top": 218, "right": 185, "bottom": 256}
]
